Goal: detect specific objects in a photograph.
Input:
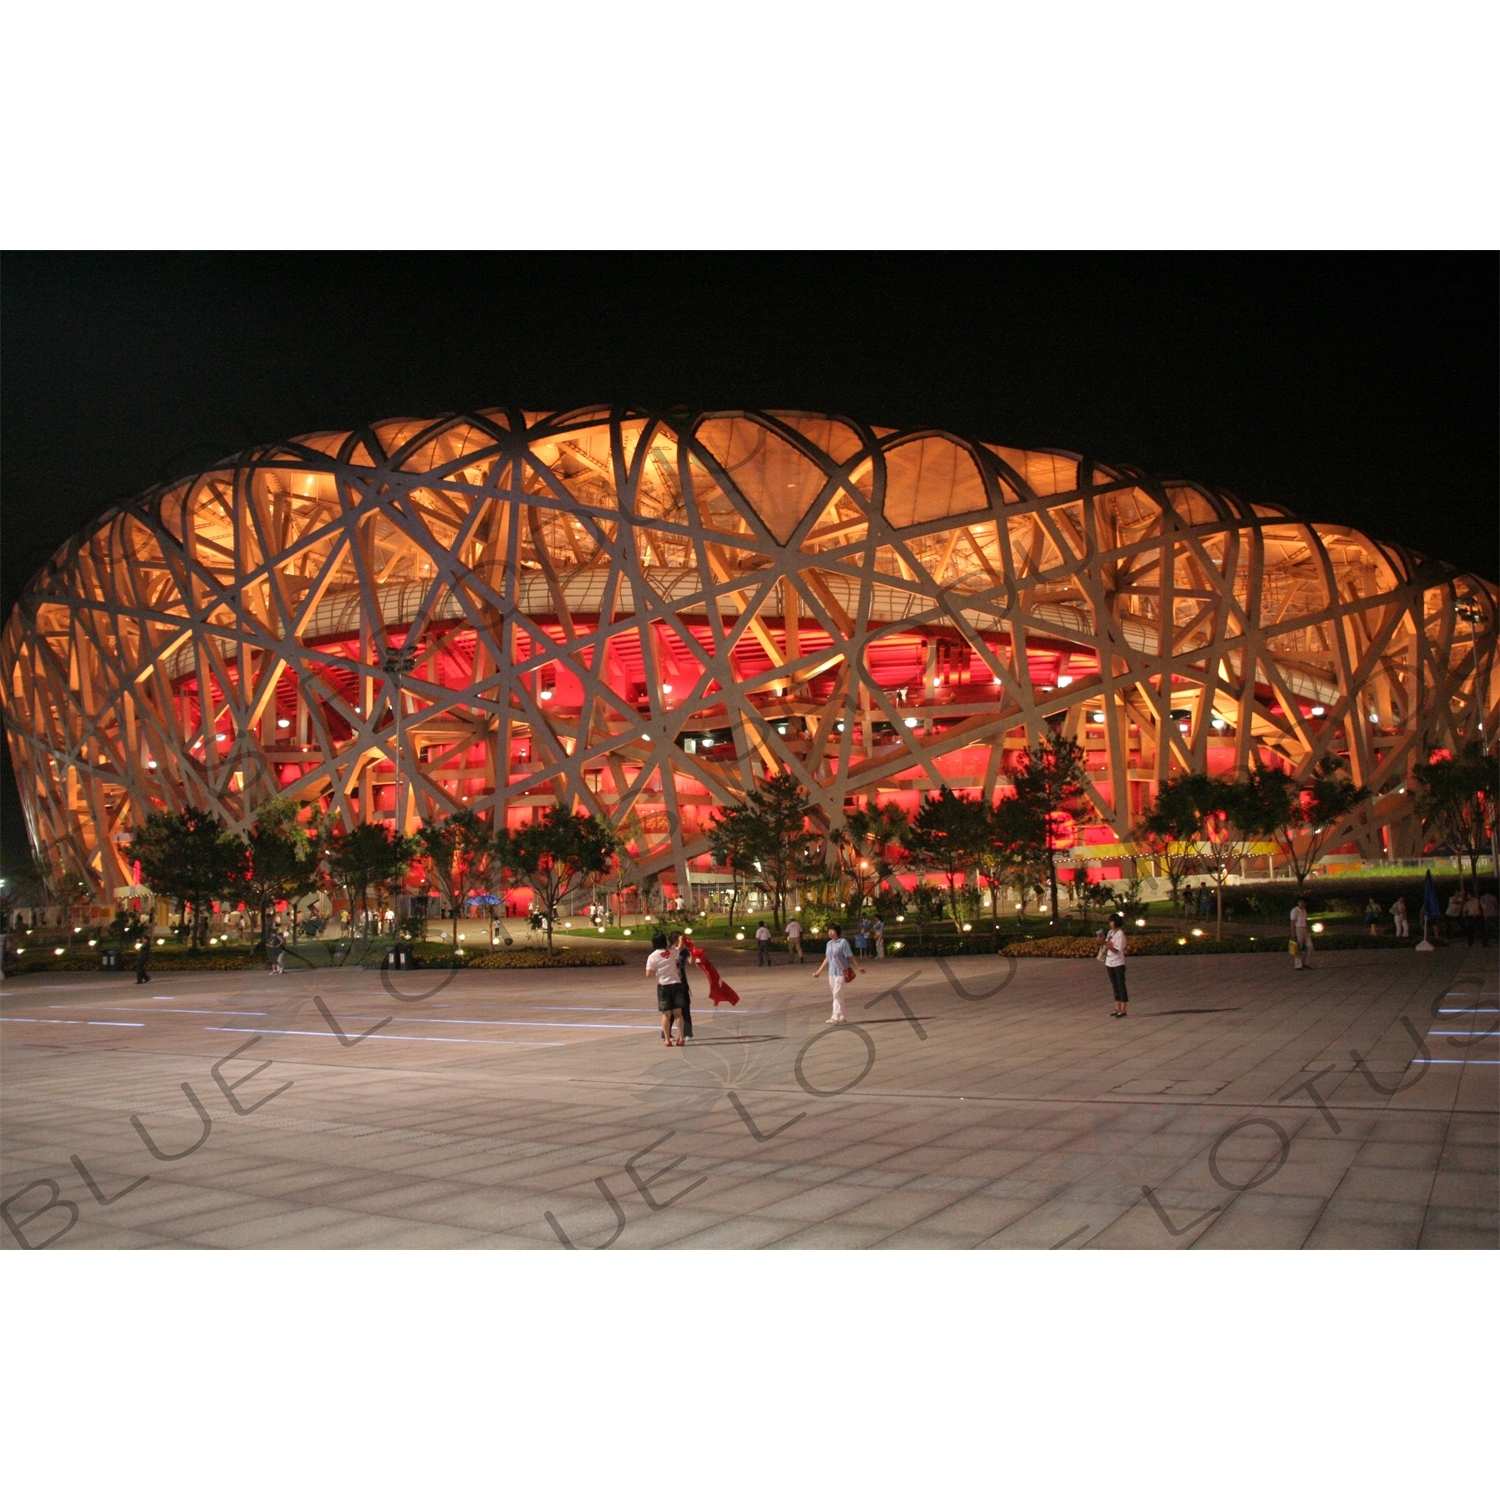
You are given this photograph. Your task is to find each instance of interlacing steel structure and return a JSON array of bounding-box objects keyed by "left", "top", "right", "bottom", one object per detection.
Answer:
[{"left": 4, "top": 406, "right": 1496, "bottom": 906}]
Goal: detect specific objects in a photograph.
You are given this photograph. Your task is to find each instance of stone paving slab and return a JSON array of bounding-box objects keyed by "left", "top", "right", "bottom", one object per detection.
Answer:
[{"left": 2, "top": 945, "right": 1495, "bottom": 1249}]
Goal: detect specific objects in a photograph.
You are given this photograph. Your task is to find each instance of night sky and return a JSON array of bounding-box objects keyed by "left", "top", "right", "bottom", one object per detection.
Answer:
[{"left": 3, "top": 252, "right": 1495, "bottom": 869}]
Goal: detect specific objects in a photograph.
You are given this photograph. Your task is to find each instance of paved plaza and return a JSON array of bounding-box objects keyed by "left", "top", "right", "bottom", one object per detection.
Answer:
[{"left": 1, "top": 944, "right": 1495, "bottom": 1250}]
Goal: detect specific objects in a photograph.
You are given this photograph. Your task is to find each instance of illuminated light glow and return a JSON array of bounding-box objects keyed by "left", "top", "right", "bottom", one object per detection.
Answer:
[
  {"left": 4, "top": 406, "right": 1487, "bottom": 907},
  {"left": 539, "top": 689, "right": 553, "bottom": 701},
  {"left": 904, "top": 716, "right": 920, "bottom": 728},
  {"left": 1136, "top": 918, "right": 1146, "bottom": 927},
  {"left": 1311, "top": 922, "right": 1325, "bottom": 933},
  {"left": 1191, "top": 928, "right": 1204, "bottom": 937}
]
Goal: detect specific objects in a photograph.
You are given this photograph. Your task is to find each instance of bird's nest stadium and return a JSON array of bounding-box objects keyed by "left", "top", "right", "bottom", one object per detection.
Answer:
[{"left": 3, "top": 406, "right": 1496, "bottom": 906}]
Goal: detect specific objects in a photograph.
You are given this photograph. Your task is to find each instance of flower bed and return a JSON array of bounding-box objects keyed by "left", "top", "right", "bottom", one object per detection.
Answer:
[{"left": 435, "top": 947, "right": 624, "bottom": 970}]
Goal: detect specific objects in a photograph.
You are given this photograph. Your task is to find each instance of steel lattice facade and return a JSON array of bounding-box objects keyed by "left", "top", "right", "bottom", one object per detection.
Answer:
[{"left": 4, "top": 405, "right": 1496, "bottom": 905}]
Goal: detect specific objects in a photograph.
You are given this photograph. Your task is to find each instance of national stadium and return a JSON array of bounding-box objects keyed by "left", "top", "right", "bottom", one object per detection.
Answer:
[{"left": 3, "top": 406, "right": 1495, "bottom": 907}]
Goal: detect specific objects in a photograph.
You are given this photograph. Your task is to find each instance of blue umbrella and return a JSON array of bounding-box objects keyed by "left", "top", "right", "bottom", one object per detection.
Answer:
[{"left": 467, "top": 893, "right": 502, "bottom": 907}]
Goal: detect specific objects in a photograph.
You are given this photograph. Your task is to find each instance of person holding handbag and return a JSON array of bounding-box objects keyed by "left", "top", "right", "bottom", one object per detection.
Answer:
[
  {"left": 814, "top": 922, "right": 864, "bottom": 1024},
  {"left": 1101, "top": 912, "right": 1129, "bottom": 1017}
]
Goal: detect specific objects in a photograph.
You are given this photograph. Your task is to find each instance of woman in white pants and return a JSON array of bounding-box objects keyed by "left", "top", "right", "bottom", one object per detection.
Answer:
[
  {"left": 814, "top": 923, "right": 864, "bottom": 1023},
  {"left": 1389, "top": 896, "right": 1409, "bottom": 938}
]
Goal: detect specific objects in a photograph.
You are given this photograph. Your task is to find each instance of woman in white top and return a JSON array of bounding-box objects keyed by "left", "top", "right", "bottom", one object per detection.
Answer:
[
  {"left": 813, "top": 922, "right": 865, "bottom": 1023},
  {"left": 1104, "top": 913, "right": 1129, "bottom": 1018},
  {"left": 646, "top": 934, "right": 685, "bottom": 1046}
]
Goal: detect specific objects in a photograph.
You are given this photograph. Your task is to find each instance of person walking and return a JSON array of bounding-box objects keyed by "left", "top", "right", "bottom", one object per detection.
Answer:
[
  {"left": 1445, "top": 890, "right": 1463, "bottom": 941},
  {"left": 1390, "top": 895, "right": 1409, "bottom": 939},
  {"left": 854, "top": 920, "right": 870, "bottom": 963},
  {"left": 1290, "top": 897, "right": 1313, "bottom": 970},
  {"left": 266, "top": 925, "right": 286, "bottom": 976},
  {"left": 647, "top": 933, "right": 685, "bottom": 1046},
  {"left": 134, "top": 940, "right": 151, "bottom": 985},
  {"left": 784, "top": 916, "right": 803, "bottom": 964},
  {"left": 672, "top": 930, "right": 698, "bottom": 1040},
  {"left": 814, "top": 922, "right": 864, "bottom": 1024},
  {"left": 1103, "top": 912, "right": 1129, "bottom": 1017},
  {"left": 755, "top": 921, "right": 772, "bottom": 966},
  {"left": 1461, "top": 891, "right": 1484, "bottom": 947},
  {"left": 1363, "top": 898, "right": 1381, "bottom": 936},
  {"left": 873, "top": 915, "right": 885, "bottom": 959}
]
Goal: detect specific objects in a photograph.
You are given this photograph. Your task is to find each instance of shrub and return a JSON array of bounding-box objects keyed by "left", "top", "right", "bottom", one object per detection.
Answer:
[{"left": 1000, "top": 931, "right": 1437, "bottom": 959}]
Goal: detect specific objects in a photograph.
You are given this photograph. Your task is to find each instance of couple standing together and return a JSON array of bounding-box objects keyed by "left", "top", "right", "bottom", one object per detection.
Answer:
[{"left": 646, "top": 931, "right": 698, "bottom": 1045}]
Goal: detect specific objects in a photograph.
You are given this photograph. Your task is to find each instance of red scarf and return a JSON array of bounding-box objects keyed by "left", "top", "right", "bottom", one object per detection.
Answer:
[{"left": 688, "top": 942, "right": 740, "bottom": 1006}]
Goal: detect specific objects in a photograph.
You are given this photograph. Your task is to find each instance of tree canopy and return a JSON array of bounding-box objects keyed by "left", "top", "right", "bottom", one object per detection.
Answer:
[
  {"left": 507, "top": 808, "right": 618, "bottom": 954},
  {"left": 128, "top": 806, "right": 247, "bottom": 949}
]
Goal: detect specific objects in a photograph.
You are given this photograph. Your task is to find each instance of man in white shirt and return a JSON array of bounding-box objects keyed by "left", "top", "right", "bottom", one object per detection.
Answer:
[
  {"left": 755, "top": 922, "right": 772, "bottom": 966},
  {"left": 784, "top": 917, "right": 803, "bottom": 964},
  {"left": 1290, "top": 898, "right": 1313, "bottom": 970}
]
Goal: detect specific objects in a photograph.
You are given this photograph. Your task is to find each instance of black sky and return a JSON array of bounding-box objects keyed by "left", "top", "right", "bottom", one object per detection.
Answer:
[{"left": 2, "top": 252, "right": 1496, "bottom": 867}]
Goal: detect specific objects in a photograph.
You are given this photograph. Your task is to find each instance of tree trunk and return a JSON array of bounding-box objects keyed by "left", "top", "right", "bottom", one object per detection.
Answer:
[
  {"left": 1216, "top": 882, "right": 1223, "bottom": 941},
  {"left": 1047, "top": 849, "right": 1059, "bottom": 929}
]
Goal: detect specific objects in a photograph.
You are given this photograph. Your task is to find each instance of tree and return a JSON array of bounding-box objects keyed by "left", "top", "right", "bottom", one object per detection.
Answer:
[
  {"left": 709, "top": 771, "right": 814, "bottom": 930},
  {"left": 836, "top": 801, "right": 911, "bottom": 919},
  {"left": 229, "top": 795, "right": 320, "bottom": 950},
  {"left": 708, "top": 802, "right": 760, "bottom": 931},
  {"left": 1010, "top": 729, "right": 1093, "bottom": 927},
  {"left": 128, "top": 806, "right": 247, "bottom": 950},
  {"left": 417, "top": 809, "right": 504, "bottom": 948},
  {"left": 1414, "top": 739, "right": 1500, "bottom": 892},
  {"left": 907, "top": 786, "right": 985, "bottom": 926},
  {"left": 977, "top": 795, "right": 1049, "bottom": 923},
  {"left": 324, "top": 823, "right": 414, "bottom": 934},
  {"left": 0, "top": 848, "right": 49, "bottom": 931},
  {"left": 1133, "top": 779, "right": 1205, "bottom": 928},
  {"left": 1242, "top": 756, "right": 1372, "bottom": 895},
  {"left": 506, "top": 808, "right": 617, "bottom": 955},
  {"left": 1171, "top": 773, "right": 1264, "bottom": 939}
]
